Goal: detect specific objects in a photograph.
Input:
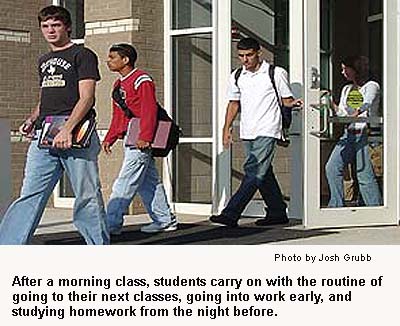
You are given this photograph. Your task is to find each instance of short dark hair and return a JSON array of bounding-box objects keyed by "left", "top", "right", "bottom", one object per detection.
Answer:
[
  {"left": 237, "top": 37, "right": 261, "bottom": 51},
  {"left": 38, "top": 5, "right": 72, "bottom": 32},
  {"left": 341, "top": 56, "right": 370, "bottom": 82},
  {"left": 109, "top": 43, "right": 138, "bottom": 67}
]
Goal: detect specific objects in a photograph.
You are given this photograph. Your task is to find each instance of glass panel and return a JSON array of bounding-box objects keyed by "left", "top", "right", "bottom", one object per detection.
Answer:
[
  {"left": 320, "top": 0, "right": 332, "bottom": 90},
  {"left": 172, "top": 34, "right": 212, "bottom": 137},
  {"left": 173, "top": 143, "right": 212, "bottom": 203},
  {"left": 61, "top": 0, "right": 85, "bottom": 39},
  {"left": 319, "top": 0, "right": 384, "bottom": 208},
  {"left": 231, "top": 0, "right": 290, "bottom": 202},
  {"left": 172, "top": 0, "right": 212, "bottom": 29},
  {"left": 232, "top": 0, "right": 289, "bottom": 69}
]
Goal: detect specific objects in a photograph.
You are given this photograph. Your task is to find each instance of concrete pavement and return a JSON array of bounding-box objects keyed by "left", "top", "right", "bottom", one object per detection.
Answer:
[{"left": 31, "top": 208, "right": 400, "bottom": 245}]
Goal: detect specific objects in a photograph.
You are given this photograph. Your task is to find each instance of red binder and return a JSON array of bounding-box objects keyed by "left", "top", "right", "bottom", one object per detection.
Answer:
[{"left": 125, "top": 117, "right": 172, "bottom": 149}]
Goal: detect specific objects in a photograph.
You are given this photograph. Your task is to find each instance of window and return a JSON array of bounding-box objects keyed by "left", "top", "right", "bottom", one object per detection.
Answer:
[
  {"left": 52, "top": 0, "right": 85, "bottom": 41},
  {"left": 172, "top": 0, "right": 212, "bottom": 29}
]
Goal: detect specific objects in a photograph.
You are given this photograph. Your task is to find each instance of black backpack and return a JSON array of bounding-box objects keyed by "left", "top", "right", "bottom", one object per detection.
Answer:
[{"left": 112, "top": 84, "right": 181, "bottom": 157}]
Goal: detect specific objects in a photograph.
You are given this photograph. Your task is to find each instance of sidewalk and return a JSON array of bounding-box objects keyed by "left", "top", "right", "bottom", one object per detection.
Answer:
[{"left": 31, "top": 208, "right": 400, "bottom": 245}]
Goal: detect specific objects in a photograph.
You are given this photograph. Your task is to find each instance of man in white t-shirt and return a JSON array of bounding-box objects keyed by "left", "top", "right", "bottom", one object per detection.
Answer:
[{"left": 210, "top": 37, "right": 302, "bottom": 227}]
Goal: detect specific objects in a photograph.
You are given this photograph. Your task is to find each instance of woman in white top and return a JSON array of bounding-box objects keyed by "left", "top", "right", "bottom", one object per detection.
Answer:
[{"left": 325, "top": 56, "right": 382, "bottom": 207}]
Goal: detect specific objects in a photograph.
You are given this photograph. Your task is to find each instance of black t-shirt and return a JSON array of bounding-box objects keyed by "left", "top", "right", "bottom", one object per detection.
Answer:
[{"left": 37, "top": 44, "right": 100, "bottom": 126}]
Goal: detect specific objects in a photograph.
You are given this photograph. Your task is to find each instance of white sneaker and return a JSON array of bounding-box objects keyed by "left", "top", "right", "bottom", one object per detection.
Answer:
[{"left": 140, "top": 220, "right": 178, "bottom": 233}]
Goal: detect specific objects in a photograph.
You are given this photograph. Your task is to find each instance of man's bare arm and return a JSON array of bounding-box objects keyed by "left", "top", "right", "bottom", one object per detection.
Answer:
[
  {"left": 282, "top": 97, "right": 303, "bottom": 108},
  {"left": 19, "top": 95, "right": 40, "bottom": 137},
  {"left": 222, "top": 100, "right": 240, "bottom": 149}
]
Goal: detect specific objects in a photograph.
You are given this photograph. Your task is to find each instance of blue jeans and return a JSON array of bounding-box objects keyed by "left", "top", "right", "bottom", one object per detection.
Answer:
[
  {"left": 106, "top": 147, "right": 174, "bottom": 232},
  {"left": 222, "top": 136, "right": 287, "bottom": 220},
  {"left": 0, "top": 132, "right": 109, "bottom": 245},
  {"left": 325, "top": 130, "right": 382, "bottom": 207}
]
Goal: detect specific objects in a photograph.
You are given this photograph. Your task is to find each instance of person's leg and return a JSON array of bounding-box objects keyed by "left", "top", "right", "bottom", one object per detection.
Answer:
[
  {"left": 258, "top": 166, "right": 287, "bottom": 217},
  {"left": 255, "top": 165, "right": 288, "bottom": 225},
  {"left": 105, "top": 147, "right": 150, "bottom": 234},
  {"left": 236, "top": 137, "right": 287, "bottom": 225},
  {"left": 354, "top": 134, "right": 382, "bottom": 206},
  {"left": 325, "top": 134, "right": 352, "bottom": 207},
  {"left": 219, "top": 139, "right": 259, "bottom": 220},
  {"left": 0, "top": 140, "right": 62, "bottom": 244},
  {"left": 62, "top": 133, "right": 109, "bottom": 245},
  {"left": 211, "top": 137, "right": 277, "bottom": 226},
  {"left": 137, "top": 157, "right": 177, "bottom": 232}
]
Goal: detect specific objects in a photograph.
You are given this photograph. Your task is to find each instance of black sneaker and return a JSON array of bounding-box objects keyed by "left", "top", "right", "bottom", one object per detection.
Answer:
[
  {"left": 209, "top": 214, "right": 238, "bottom": 227},
  {"left": 255, "top": 216, "right": 289, "bottom": 226}
]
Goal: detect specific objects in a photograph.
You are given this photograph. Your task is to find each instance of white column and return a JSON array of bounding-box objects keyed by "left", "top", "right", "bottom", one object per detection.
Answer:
[
  {"left": 288, "top": 0, "right": 305, "bottom": 220},
  {"left": 163, "top": 0, "right": 173, "bottom": 205},
  {"left": 214, "top": 0, "right": 232, "bottom": 214}
]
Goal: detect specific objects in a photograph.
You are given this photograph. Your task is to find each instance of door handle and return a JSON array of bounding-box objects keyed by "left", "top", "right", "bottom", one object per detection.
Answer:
[{"left": 309, "top": 103, "right": 329, "bottom": 138}]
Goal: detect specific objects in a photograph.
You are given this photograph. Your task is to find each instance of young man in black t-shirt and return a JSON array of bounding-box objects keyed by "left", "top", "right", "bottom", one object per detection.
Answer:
[{"left": 0, "top": 5, "right": 109, "bottom": 245}]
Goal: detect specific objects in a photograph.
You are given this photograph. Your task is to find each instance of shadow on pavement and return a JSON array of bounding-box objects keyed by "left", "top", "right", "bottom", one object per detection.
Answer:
[{"left": 31, "top": 220, "right": 337, "bottom": 245}]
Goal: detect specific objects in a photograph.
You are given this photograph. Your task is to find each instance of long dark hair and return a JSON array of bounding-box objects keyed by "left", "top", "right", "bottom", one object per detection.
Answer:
[{"left": 341, "top": 56, "right": 370, "bottom": 84}]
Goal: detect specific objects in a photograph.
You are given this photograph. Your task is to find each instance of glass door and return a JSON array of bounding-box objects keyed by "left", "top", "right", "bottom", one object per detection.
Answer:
[
  {"left": 304, "top": 0, "right": 398, "bottom": 227},
  {"left": 164, "top": 0, "right": 215, "bottom": 215}
]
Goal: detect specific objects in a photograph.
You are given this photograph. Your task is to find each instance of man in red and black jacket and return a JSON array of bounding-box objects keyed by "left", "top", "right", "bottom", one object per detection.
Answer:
[{"left": 103, "top": 43, "right": 177, "bottom": 235}]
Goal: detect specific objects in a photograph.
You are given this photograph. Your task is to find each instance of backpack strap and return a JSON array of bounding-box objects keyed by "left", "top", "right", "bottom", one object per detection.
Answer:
[
  {"left": 234, "top": 67, "right": 243, "bottom": 88},
  {"left": 112, "top": 81, "right": 134, "bottom": 119},
  {"left": 269, "top": 64, "right": 282, "bottom": 107},
  {"left": 269, "top": 64, "right": 291, "bottom": 133},
  {"left": 112, "top": 81, "right": 170, "bottom": 123}
]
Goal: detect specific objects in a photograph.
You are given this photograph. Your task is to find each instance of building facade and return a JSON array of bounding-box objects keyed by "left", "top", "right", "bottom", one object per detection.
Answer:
[{"left": 1, "top": 0, "right": 399, "bottom": 228}]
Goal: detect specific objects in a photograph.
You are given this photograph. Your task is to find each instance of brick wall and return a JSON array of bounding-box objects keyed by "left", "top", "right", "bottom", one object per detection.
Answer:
[
  {"left": 85, "top": 0, "right": 132, "bottom": 22},
  {"left": 0, "top": 0, "right": 50, "bottom": 200}
]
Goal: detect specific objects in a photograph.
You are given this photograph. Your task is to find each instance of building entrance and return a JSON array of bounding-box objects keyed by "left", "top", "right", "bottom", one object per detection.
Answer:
[
  {"left": 165, "top": 0, "right": 399, "bottom": 227},
  {"left": 301, "top": 0, "right": 398, "bottom": 227}
]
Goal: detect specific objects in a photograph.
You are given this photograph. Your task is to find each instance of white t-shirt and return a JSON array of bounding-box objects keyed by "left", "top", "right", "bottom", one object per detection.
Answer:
[
  {"left": 227, "top": 60, "right": 293, "bottom": 140},
  {"left": 336, "top": 80, "right": 380, "bottom": 131}
]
